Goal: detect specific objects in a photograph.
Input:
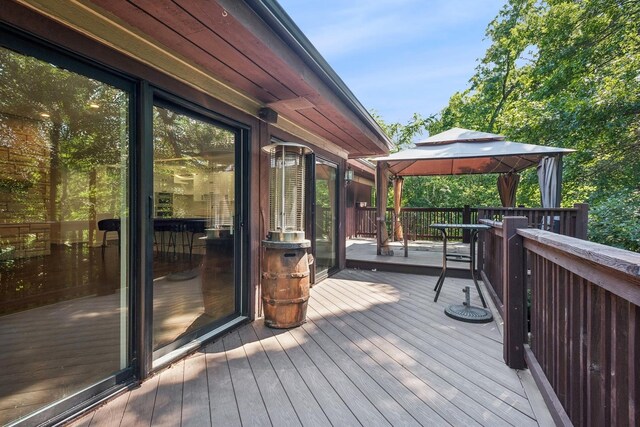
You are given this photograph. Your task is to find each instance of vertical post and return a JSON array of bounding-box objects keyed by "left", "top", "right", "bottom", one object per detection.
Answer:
[
  {"left": 376, "top": 161, "right": 392, "bottom": 255},
  {"left": 574, "top": 203, "right": 589, "bottom": 240},
  {"left": 462, "top": 204, "right": 471, "bottom": 243},
  {"left": 503, "top": 216, "right": 528, "bottom": 369},
  {"left": 477, "top": 224, "right": 485, "bottom": 274}
]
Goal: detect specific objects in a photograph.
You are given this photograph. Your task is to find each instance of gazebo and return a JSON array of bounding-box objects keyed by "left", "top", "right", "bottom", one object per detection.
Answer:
[{"left": 372, "top": 128, "right": 575, "bottom": 254}]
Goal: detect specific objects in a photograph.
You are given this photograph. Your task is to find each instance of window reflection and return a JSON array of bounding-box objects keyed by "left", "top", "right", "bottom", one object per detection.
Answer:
[
  {"left": 0, "top": 47, "right": 129, "bottom": 424},
  {"left": 152, "top": 106, "right": 236, "bottom": 353},
  {"left": 315, "top": 162, "right": 337, "bottom": 275}
]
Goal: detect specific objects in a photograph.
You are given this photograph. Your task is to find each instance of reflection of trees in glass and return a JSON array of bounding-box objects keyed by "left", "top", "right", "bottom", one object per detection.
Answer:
[
  {"left": 0, "top": 47, "right": 128, "bottom": 241},
  {"left": 315, "top": 164, "right": 336, "bottom": 241},
  {"left": 152, "top": 106, "right": 235, "bottom": 222}
]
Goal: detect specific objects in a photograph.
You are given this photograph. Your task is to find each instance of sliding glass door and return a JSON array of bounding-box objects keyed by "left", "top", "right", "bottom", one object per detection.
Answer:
[
  {"left": 151, "top": 101, "right": 241, "bottom": 358},
  {"left": 315, "top": 160, "right": 338, "bottom": 279},
  {"left": 0, "top": 44, "right": 131, "bottom": 425}
]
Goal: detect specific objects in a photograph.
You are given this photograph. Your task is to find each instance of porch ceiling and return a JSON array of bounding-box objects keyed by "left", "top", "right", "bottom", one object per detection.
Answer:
[{"left": 74, "top": 0, "right": 390, "bottom": 157}]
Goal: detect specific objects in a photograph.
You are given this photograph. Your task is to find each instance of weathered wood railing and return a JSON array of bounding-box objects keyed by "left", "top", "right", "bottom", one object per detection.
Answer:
[
  {"left": 355, "top": 206, "right": 477, "bottom": 240},
  {"left": 478, "top": 203, "right": 589, "bottom": 238},
  {"left": 483, "top": 216, "right": 640, "bottom": 426}
]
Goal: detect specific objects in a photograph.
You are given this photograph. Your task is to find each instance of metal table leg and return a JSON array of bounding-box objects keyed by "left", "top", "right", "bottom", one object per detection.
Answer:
[{"left": 433, "top": 228, "right": 447, "bottom": 302}]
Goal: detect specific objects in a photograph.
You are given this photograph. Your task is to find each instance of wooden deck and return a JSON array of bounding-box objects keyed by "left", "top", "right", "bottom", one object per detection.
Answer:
[
  {"left": 70, "top": 269, "right": 546, "bottom": 426},
  {"left": 346, "top": 238, "right": 472, "bottom": 277}
]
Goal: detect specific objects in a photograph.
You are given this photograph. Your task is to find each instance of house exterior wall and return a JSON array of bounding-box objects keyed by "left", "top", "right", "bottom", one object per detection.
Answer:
[{"left": 0, "top": 1, "right": 366, "bottom": 424}]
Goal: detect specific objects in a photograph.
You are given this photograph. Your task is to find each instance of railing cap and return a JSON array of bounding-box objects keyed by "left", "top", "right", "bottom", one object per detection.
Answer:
[{"left": 518, "top": 228, "right": 640, "bottom": 278}]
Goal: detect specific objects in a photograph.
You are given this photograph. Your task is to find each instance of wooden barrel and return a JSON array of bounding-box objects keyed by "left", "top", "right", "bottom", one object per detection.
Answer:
[{"left": 261, "top": 240, "right": 311, "bottom": 328}]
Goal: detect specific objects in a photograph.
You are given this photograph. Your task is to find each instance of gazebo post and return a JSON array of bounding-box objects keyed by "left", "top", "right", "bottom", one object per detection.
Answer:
[{"left": 376, "top": 161, "right": 392, "bottom": 255}]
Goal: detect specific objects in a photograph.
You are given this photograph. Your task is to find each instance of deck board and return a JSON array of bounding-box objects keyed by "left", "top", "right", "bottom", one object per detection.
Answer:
[
  {"left": 205, "top": 340, "right": 242, "bottom": 427},
  {"left": 181, "top": 352, "right": 211, "bottom": 427},
  {"left": 237, "top": 325, "right": 302, "bottom": 427},
  {"left": 251, "top": 322, "right": 331, "bottom": 427},
  {"left": 150, "top": 359, "right": 184, "bottom": 427},
  {"left": 68, "top": 269, "right": 543, "bottom": 427},
  {"left": 313, "top": 279, "right": 536, "bottom": 424}
]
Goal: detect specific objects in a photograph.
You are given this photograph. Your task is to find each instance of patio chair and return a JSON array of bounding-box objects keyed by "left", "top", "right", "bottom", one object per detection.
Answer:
[{"left": 98, "top": 218, "right": 120, "bottom": 255}]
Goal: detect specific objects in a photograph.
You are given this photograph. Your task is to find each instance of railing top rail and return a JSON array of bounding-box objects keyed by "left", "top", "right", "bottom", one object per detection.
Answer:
[
  {"left": 479, "top": 218, "right": 502, "bottom": 228},
  {"left": 478, "top": 207, "right": 580, "bottom": 212},
  {"left": 518, "top": 228, "right": 640, "bottom": 278}
]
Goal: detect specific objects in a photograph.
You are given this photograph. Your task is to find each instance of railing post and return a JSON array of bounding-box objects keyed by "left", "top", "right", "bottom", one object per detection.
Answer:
[
  {"left": 503, "top": 216, "right": 528, "bottom": 369},
  {"left": 574, "top": 203, "right": 589, "bottom": 240},
  {"left": 462, "top": 204, "right": 471, "bottom": 243}
]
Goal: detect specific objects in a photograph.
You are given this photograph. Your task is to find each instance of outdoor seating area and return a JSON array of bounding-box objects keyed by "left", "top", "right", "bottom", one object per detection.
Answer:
[{"left": 2, "top": 1, "right": 638, "bottom": 425}]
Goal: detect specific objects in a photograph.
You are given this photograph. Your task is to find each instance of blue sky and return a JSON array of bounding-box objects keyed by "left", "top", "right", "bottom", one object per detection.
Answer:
[{"left": 278, "top": 0, "right": 506, "bottom": 130}]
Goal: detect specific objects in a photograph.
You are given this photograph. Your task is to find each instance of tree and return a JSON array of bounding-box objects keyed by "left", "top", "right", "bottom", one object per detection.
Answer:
[{"left": 425, "top": 0, "right": 639, "bottom": 248}]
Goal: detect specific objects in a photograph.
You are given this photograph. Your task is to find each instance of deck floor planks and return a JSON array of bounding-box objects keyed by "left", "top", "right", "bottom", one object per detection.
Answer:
[
  {"left": 325, "top": 275, "right": 505, "bottom": 360},
  {"left": 66, "top": 269, "right": 547, "bottom": 427},
  {"left": 222, "top": 331, "right": 271, "bottom": 426},
  {"left": 322, "top": 274, "right": 529, "bottom": 400},
  {"left": 237, "top": 325, "right": 302, "bottom": 427},
  {"left": 316, "top": 282, "right": 536, "bottom": 420},
  {"left": 304, "top": 304, "right": 447, "bottom": 425},
  {"left": 89, "top": 388, "right": 129, "bottom": 427},
  {"left": 312, "top": 281, "right": 537, "bottom": 425},
  {"left": 251, "top": 322, "right": 331, "bottom": 427},
  {"left": 150, "top": 359, "right": 184, "bottom": 427},
  {"left": 306, "top": 300, "right": 484, "bottom": 426},
  {"left": 181, "top": 352, "right": 211, "bottom": 427},
  {"left": 324, "top": 274, "right": 522, "bottom": 392},
  {"left": 204, "top": 340, "right": 242, "bottom": 427},
  {"left": 263, "top": 325, "right": 362, "bottom": 426},
  {"left": 348, "top": 269, "right": 503, "bottom": 346},
  {"left": 120, "top": 374, "right": 160, "bottom": 427},
  {"left": 298, "top": 320, "right": 419, "bottom": 426},
  {"left": 286, "top": 324, "right": 392, "bottom": 426}
]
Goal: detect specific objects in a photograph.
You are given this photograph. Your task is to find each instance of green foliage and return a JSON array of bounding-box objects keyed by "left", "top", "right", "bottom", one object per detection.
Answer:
[
  {"left": 370, "top": 111, "right": 435, "bottom": 152},
  {"left": 589, "top": 190, "right": 640, "bottom": 252},
  {"left": 422, "top": 0, "right": 639, "bottom": 250}
]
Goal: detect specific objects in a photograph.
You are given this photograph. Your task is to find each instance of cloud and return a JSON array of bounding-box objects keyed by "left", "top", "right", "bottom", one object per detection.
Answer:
[
  {"left": 300, "top": 0, "right": 503, "bottom": 59},
  {"left": 279, "top": 0, "right": 505, "bottom": 122}
]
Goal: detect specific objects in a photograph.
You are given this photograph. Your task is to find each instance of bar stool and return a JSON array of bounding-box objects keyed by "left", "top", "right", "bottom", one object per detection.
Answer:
[{"left": 98, "top": 218, "right": 120, "bottom": 256}]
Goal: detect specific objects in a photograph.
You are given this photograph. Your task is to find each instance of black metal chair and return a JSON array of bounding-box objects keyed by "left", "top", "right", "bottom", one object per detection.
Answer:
[{"left": 98, "top": 218, "right": 120, "bottom": 255}]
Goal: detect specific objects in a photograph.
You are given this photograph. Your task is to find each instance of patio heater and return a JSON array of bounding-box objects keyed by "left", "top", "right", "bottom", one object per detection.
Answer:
[{"left": 261, "top": 142, "right": 313, "bottom": 328}]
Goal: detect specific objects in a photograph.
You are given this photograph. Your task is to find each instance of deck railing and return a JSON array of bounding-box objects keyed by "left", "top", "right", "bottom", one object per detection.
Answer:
[
  {"left": 355, "top": 206, "right": 477, "bottom": 241},
  {"left": 481, "top": 216, "right": 639, "bottom": 426},
  {"left": 477, "top": 204, "right": 589, "bottom": 305},
  {"left": 477, "top": 204, "right": 589, "bottom": 238},
  {"left": 355, "top": 204, "right": 588, "bottom": 245}
]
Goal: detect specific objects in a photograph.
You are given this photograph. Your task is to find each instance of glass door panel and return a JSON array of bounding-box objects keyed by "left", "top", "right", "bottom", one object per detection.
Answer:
[
  {"left": 0, "top": 46, "right": 130, "bottom": 425},
  {"left": 152, "top": 105, "right": 237, "bottom": 355},
  {"left": 315, "top": 161, "right": 338, "bottom": 277}
]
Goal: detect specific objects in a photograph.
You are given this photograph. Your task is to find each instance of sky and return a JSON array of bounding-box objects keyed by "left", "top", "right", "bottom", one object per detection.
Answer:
[{"left": 278, "top": 0, "right": 506, "bottom": 129}]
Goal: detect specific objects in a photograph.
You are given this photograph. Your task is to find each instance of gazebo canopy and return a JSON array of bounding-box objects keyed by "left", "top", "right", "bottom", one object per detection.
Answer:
[{"left": 374, "top": 127, "right": 575, "bottom": 176}]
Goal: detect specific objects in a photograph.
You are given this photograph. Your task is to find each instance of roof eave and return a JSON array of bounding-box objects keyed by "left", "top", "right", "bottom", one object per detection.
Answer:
[{"left": 244, "top": 0, "right": 393, "bottom": 152}]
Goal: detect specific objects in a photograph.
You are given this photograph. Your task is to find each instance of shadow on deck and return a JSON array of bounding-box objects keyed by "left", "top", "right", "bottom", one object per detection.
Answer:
[{"left": 71, "top": 269, "right": 551, "bottom": 427}]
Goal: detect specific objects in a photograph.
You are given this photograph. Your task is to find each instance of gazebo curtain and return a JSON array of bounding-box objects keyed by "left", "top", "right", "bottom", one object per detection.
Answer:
[
  {"left": 537, "top": 156, "right": 558, "bottom": 208},
  {"left": 497, "top": 172, "right": 519, "bottom": 207},
  {"left": 393, "top": 177, "right": 404, "bottom": 241}
]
